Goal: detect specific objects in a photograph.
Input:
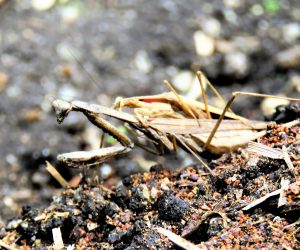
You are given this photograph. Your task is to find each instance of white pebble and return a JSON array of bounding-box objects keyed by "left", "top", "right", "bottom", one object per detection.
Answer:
[
  {"left": 134, "top": 50, "right": 153, "bottom": 74},
  {"left": 223, "top": 0, "right": 242, "bottom": 8},
  {"left": 201, "top": 18, "right": 221, "bottom": 37},
  {"left": 56, "top": 43, "right": 81, "bottom": 61},
  {"left": 282, "top": 23, "right": 300, "bottom": 44},
  {"left": 261, "top": 98, "right": 290, "bottom": 116},
  {"left": 172, "top": 70, "right": 194, "bottom": 92},
  {"left": 172, "top": 70, "right": 207, "bottom": 99},
  {"left": 223, "top": 9, "right": 238, "bottom": 24},
  {"left": 100, "top": 164, "right": 113, "bottom": 179},
  {"left": 60, "top": 5, "right": 79, "bottom": 24},
  {"left": 193, "top": 31, "right": 215, "bottom": 57},
  {"left": 224, "top": 52, "right": 249, "bottom": 77},
  {"left": 288, "top": 75, "right": 300, "bottom": 93},
  {"left": 58, "top": 84, "right": 78, "bottom": 100},
  {"left": 6, "top": 154, "right": 17, "bottom": 165},
  {"left": 31, "top": 0, "right": 56, "bottom": 11},
  {"left": 185, "top": 75, "right": 206, "bottom": 100}
]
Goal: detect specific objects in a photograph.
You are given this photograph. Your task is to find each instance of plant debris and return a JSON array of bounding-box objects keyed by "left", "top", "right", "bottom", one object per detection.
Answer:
[{"left": 1, "top": 121, "right": 300, "bottom": 249}]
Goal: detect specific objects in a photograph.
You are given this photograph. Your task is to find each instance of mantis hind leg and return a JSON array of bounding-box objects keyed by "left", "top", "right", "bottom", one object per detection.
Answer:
[
  {"left": 196, "top": 70, "right": 235, "bottom": 116},
  {"left": 203, "top": 91, "right": 300, "bottom": 150}
]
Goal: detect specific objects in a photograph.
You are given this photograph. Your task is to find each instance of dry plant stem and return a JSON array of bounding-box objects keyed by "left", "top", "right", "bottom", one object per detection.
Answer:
[
  {"left": 204, "top": 91, "right": 300, "bottom": 150},
  {"left": 282, "top": 146, "right": 296, "bottom": 177},
  {"left": 247, "top": 142, "right": 283, "bottom": 159},
  {"left": 242, "top": 181, "right": 300, "bottom": 211},
  {"left": 242, "top": 187, "right": 281, "bottom": 211},
  {"left": 0, "top": 241, "right": 18, "bottom": 250},
  {"left": 46, "top": 161, "right": 69, "bottom": 188},
  {"left": 278, "top": 178, "right": 290, "bottom": 207},
  {"left": 284, "top": 220, "right": 300, "bottom": 230},
  {"left": 247, "top": 141, "right": 297, "bottom": 177},
  {"left": 52, "top": 227, "right": 64, "bottom": 250},
  {"left": 155, "top": 227, "right": 203, "bottom": 250}
]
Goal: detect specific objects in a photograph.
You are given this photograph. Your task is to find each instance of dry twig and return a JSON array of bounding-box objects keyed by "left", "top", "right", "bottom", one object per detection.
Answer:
[
  {"left": 46, "top": 161, "right": 69, "bottom": 188},
  {"left": 52, "top": 227, "right": 64, "bottom": 250},
  {"left": 155, "top": 227, "right": 204, "bottom": 250},
  {"left": 247, "top": 142, "right": 296, "bottom": 176}
]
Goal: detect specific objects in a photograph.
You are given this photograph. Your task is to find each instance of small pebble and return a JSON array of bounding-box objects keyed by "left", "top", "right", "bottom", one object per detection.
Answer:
[
  {"left": 58, "top": 84, "right": 79, "bottom": 100},
  {"left": 6, "top": 154, "right": 18, "bottom": 165},
  {"left": 134, "top": 50, "right": 153, "bottom": 74},
  {"left": 282, "top": 23, "right": 300, "bottom": 44},
  {"left": 6, "top": 85, "right": 21, "bottom": 98},
  {"left": 32, "top": 172, "right": 49, "bottom": 185},
  {"left": 172, "top": 70, "right": 206, "bottom": 99},
  {"left": 287, "top": 75, "right": 300, "bottom": 93},
  {"left": 185, "top": 75, "right": 206, "bottom": 100},
  {"left": 60, "top": 5, "right": 79, "bottom": 24},
  {"left": 251, "top": 4, "right": 264, "bottom": 16},
  {"left": 193, "top": 31, "right": 215, "bottom": 57},
  {"left": 223, "top": 0, "right": 241, "bottom": 8},
  {"left": 216, "top": 40, "right": 235, "bottom": 54},
  {"left": 261, "top": 98, "right": 290, "bottom": 116},
  {"left": 224, "top": 52, "right": 249, "bottom": 77},
  {"left": 172, "top": 70, "right": 194, "bottom": 92},
  {"left": 87, "top": 221, "right": 98, "bottom": 231},
  {"left": 31, "top": 0, "right": 56, "bottom": 11},
  {"left": 223, "top": 9, "right": 238, "bottom": 24},
  {"left": 201, "top": 18, "right": 221, "bottom": 37},
  {"left": 276, "top": 45, "right": 300, "bottom": 68},
  {"left": 232, "top": 36, "right": 261, "bottom": 54},
  {"left": 56, "top": 43, "right": 81, "bottom": 61},
  {"left": 100, "top": 164, "right": 113, "bottom": 179}
]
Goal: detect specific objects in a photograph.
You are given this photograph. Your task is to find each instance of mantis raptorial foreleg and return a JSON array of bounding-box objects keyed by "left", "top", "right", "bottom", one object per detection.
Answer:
[
  {"left": 53, "top": 100, "right": 134, "bottom": 169},
  {"left": 203, "top": 92, "right": 300, "bottom": 150},
  {"left": 83, "top": 111, "right": 133, "bottom": 148},
  {"left": 57, "top": 146, "right": 132, "bottom": 169}
]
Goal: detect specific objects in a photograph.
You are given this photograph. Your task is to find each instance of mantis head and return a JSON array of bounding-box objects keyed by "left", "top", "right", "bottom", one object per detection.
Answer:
[{"left": 52, "top": 99, "right": 73, "bottom": 124}]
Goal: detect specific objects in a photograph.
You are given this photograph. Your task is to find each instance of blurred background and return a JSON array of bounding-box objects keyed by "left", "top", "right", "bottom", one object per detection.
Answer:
[{"left": 0, "top": 0, "right": 299, "bottom": 221}]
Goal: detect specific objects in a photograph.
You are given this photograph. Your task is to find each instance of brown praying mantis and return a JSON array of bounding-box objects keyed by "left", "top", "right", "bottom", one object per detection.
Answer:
[{"left": 52, "top": 71, "right": 300, "bottom": 176}]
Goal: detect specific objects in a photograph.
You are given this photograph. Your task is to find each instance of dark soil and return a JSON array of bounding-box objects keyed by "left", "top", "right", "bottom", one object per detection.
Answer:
[
  {"left": 2, "top": 121, "right": 300, "bottom": 249},
  {"left": 0, "top": 0, "right": 300, "bottom": 249}
]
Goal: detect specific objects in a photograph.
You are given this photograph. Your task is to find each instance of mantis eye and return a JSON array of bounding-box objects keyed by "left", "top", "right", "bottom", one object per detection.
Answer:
[{"left": 52, "top": 99, "right": 72, "bottom": 123}]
